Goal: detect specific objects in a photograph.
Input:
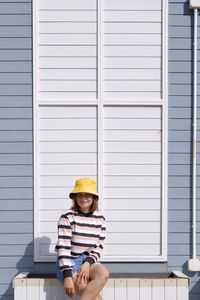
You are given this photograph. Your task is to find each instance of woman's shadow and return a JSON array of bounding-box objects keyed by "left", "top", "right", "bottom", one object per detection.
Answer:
[
  {"left": 5, "top": 237, "right": 51, "bottom": 300},
  {"left": 9, "top": 236, "right": 78, "bottom": 300}
]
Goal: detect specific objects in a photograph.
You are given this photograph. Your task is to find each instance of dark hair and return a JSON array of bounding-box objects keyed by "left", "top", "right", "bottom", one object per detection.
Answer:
[{"left": 71, "top": 194, "right": 99, "bottom": 213}]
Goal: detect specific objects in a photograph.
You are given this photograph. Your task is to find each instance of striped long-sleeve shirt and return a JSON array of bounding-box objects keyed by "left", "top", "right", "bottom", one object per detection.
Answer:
[{"left": 55, "top": 209, "right": 106, "bottom": 278}]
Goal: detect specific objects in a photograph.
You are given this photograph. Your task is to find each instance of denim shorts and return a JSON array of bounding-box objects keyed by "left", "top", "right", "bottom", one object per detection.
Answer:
[{"left": 56, "top": 253, "right": 88, "bottom": 283}]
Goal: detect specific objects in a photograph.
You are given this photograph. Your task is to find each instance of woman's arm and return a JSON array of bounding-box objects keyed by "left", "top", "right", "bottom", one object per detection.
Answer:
[
  {"left": 85, "top": 217, "right": 106, "bottom": 264},
  {"left": 56, "top": 214, "right": 73, "bottom": 277}
]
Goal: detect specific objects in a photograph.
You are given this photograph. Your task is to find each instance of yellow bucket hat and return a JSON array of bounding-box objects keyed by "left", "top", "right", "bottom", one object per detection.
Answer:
[{"left": 69, "top": 178, "right": 99, "bottom": 199}]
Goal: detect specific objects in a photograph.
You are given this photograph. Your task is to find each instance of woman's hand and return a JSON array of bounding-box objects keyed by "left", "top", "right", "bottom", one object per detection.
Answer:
[
  {"left": 64, "top": 277, "right": 76, "bottom": 298},
  {"left": 76, "top": 261, "right": 90, "bottom": 284}
]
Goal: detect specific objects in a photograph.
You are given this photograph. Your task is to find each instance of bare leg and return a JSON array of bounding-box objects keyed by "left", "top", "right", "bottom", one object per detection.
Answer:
[
  {"left": 77, "top": 286, "right": 101, "bottom": 299},
  {"left": 80, "top": 264, "right": 109, "bottom": 300},
  {"left": 94, "top": 294, "right": 101, "bottom": 300},
  {"left": 76, "top": 286, "right": 101, "bottom": 300}
]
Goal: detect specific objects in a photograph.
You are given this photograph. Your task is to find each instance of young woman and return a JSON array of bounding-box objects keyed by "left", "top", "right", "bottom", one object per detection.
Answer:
[{"left": 55, "top": 178, "right": 109, "bottom": 300}]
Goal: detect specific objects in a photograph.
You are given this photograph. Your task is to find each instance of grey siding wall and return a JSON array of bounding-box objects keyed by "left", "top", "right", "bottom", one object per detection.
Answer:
[
  {"left": 0, "top": 1, "right": 34, "bottom": 300},
  {"left": 168, "top": 1, "right": 200, "bottom": 300},
  {"left": 0, "top": 0, "right": 200, "bottom": 300}
]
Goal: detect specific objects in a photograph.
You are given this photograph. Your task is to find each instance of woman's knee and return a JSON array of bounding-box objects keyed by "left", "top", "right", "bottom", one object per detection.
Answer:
[
  {"left": 101, "top": 267, "right": 109, "bottom": 282},
  {"left": 90, "top": 264, "right": 109, "bottom": 283}
]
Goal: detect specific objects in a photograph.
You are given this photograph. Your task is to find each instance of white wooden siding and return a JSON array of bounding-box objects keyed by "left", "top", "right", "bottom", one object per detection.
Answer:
[
  {"left": 37, "top": 0, "right": 97, "bottom": 101},
  {"left": 103, "top": 0, "right": 162, "bottom": 99},
  {"left": 39, "top": 105, "right": 97, "bottom": 177},
  {"left": 37, "top": 105, "right": 162, "bottom": 260},
  {"left": 37, "top": 0, "right": 162, "bottom": 101},
  {"left": 37, "top": 106, "right": 97, "bottom": 260},
  {"left": 103, "top": 106, "right": 162, "bottom": 259},
  {"left": 33, "top": 0, "right": 167, "bottom": 262}
]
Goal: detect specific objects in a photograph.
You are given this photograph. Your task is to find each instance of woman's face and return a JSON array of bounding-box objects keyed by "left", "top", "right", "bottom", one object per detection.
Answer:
[{"left": 75, "top": 192, "right": 94, "bottom": 213}]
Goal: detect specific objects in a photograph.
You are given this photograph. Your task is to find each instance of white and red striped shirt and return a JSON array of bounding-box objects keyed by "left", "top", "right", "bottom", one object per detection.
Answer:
[{"left": 55, "top": 209, "right": 106, "bottom": 277}]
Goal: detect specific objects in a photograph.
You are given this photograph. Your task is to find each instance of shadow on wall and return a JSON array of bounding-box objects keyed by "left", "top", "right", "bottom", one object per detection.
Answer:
[{"left": 3, "top": 236, "right": 55, "bottom": 300}]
